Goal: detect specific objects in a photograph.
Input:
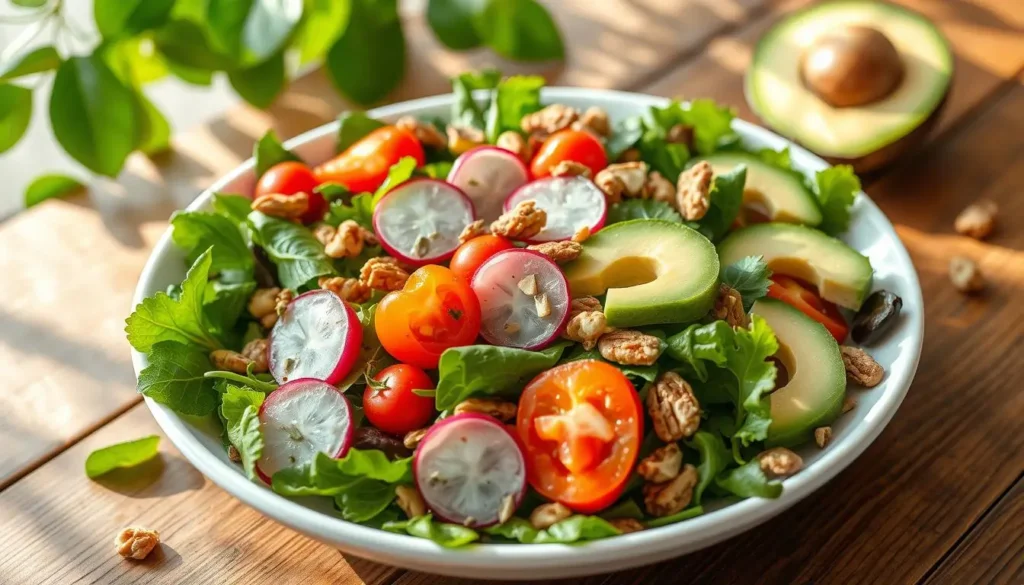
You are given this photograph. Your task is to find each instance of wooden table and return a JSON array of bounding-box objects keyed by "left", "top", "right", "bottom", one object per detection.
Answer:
[{"left": 1, "top": 1, "right": 1022, "bottom": 583}]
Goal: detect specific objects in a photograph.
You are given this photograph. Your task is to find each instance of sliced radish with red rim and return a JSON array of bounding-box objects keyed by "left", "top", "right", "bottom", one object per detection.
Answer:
[
  {"left": 269, "top": 290, "right": 362, "bottom": 385},
  {"left": 414, "top": 413, "right": 527, "bottom": 528},
  {"left": 256, "top": 378, "right": 354, "bottom": 482},
  {"left": 448, "top": 146, "right": 530, "bottom": 222},
  {"left": 471, "top": 248, "right": 570, "bottom": 350},
  {"left": 504, "top": 176, "right": 607, "bottom": 242},
  {"left": 373, "top": 179, "right": 475, "bottom": 265}
]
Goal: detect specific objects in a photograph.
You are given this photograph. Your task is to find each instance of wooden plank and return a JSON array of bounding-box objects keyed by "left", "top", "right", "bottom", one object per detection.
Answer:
[{"left": 923, "top": 477, "right": 1024, "bottom": 585}]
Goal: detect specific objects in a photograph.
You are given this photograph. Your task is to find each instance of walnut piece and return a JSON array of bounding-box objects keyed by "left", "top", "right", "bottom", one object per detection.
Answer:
[
  {"left": 647, "top": 371, "right": 701, "bottom": 442},
  {"left": 814, "top": 426, "right": 833, "bottom": 449},
  {"left": 594, "top": 162, "right": 649, "bottom": 204},
  {"left": 841, "top": 346, "right": 884, "bottom": 387},
  {"left": 491, "top": 200, "right": 547, "bottom": 240},
  {"left": 114, "top": 527, "right": 160, "bottom": 560},
  {"left": 676, "top": 161, "right": 713, "bottom": 221},
  {"left": 446, "top": 124, "right": 485, "bottom": 155},
  {"left": 396, "top": 116, "right": 446, "bottom": 149},
  {"left": 842, "top": 395, "right": 857, "bottom": 414},
  {"left": 562, "top": 296, "right": 612, "bottom": 350},
  {"left": 403, "top": 427, "right": 429, "bottom": 450},
  {"left": 240, "top": 338, "right": 269, "bottom": 373},
  {"left": 496, "top": 131, "right": 533, "bottom": 162},
  {"left": 453, "top": 398, "right": 517, "bottom": 422},
  {"left": 550, "top": 160, "right": 592, "bottom": 178},
  {"left": 319, "top": 276, "right": 371, "bottom": 304},
  {"left": 248, "top": 287, "right": 281, "bottom": 319},
  {"left": 209, "top": 349, "right": 252, "bottom": 374},
  {"left": 618, "top": 148, "right": 641, "bottom": 163},
  {"left": 643, "top": 171, "right": 676, "bottom": 205},
  {"left": 498, "top": 494, "right": 517, "bottom": 525},
  {"left": 573, "top": 106, "right": 611, "bottom": 137},
  {"left": 954, "top": 200, "right": 997, "bottom": 240},
  {"left": 273, "top": 289, "right": 294, "bottom": 316},
  {"left": 521, "top": 104, "right": 578, "bottom": 137},
  {"left": 459, "top": 219, "right": 488, "bottom": 245},
  {"left": 395, "top": 485, "right": 427, "bottom": 519},
  {"left": 637, "top": 443, "right": 683, "bottom": 484},
  {"left": 317, "top": 220, "right": 378, "bottom": 259},
  {"left": 643, "top": 464, "right": 698, "bottom": 517},
  {"left": 713, "top": 284, "right": 750, "bottom": 328},
  {"left": 609, "top": 518, "right": 645, "bottom": 534},
  {"left": 227, "top": 445, "right": 241, "bottom": 462},
  {"left": 360, "top": 257, "right": 410, "bottom": 292},
  {"left": 529, "top": 502, "right": 572, "bottom": 530},
  {"left": 758, "top": 447, "right": 803, "bottom": 477},
  {"left": 667, "top": 124, "right": 695, "bottom": 149},
  {"left": 598, "top": 329, "right": 663, "bottom": 366},
  {"left": 949, "top": 255, "right": 985, "bottom": 293},
  {"left": 252, "top": 192, "right": 310, "bottom": 221},
  {"left": 527, "top": 240, "right": 582, "bottom": 264}
]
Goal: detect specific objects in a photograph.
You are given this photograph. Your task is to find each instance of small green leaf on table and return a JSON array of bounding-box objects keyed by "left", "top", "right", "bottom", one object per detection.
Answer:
[
  {"left": 85, "top": 435, "right": 161, "bottom": 479},
  {"left": 325, "top": 0, "right": 405, "bottom": 105},
  {"left": 24, "top": 174, "right": 84, "bottom": 208},
  {"left": 0, "top": 85, "right": 32, "bottom": 155},
  {"left": 0, "top": 46, "right": 61, "bottom": 82}
]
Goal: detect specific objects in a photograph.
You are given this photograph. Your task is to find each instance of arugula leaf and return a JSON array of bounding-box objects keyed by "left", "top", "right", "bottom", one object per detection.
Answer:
[
  {"left": 484, "top": 75, "right": 544, "bottom": 143},
  {"left": 203, "top": 280, "right": 256, "bottom": 337},
  {"left": 253, "top": 129, "right": 300, "bottom": 178},
  {"left": 137, "top": 341, "right": 219, "bottom": 416},
  {"left": 371, "top": 156, "right": 418, "bottom": 206},
  {"left": 248, "top": 211, "right": 336, "bottom": 289},
  {"left": 85, "top": 435, "right": 160, "bottom": 479},
  {"left": 325, "top": 193, "right": 374, "bottom": 229},
  {"left": 220, "top": 385, "right": 265, "bottom": 479},
  {"left": 814, "top": 165, "right": 860, "bottom": 235},
  {"left": 485, "top": 515, "right": 619, "bottom": 544},
  {"left": 664, "top": 321, "right": 732, "bottom": 382},
  {"left": 606, "top": 200, "right": 683, "bottom": 225},
  {"left": 688, "top": 165, "right": 745, "bottom": 242},
  {"left": 335, "top": 111, "right": 385, "bottom": 152},
  {"left": 450, "top": 69, "right": 501, "bottom": 129},
  {"left": 212, "top": 193, "right": 255, "bottom": 227},
  {"left": 643, "top": 505, "right": 704, "bottom": 528},
  {"left": 434, "top": 342, "right": 572, "bottom": 410},
  {"left": 687, "top": 431, "right": 731, "bottom": 505},
  {"left": 126, "top": 248, "right": 223, "bottom": 352},
  {"left": 721, "top": 256, "right": 772, "bottom": 312},
  {"left": 383, "top": 514, "right": 479, "bottom": 547},
  {"left": 171, "top": 211, "right": 253, "bottom": 278},
  {"left": 715, "top": 459, "right": 782, "bottom": 498},
  {"left": 334, "top": 479, "right": 397, "bottom": 522},
  {"left": 729, "top": 316, "right": 778, "bottom": 453}
]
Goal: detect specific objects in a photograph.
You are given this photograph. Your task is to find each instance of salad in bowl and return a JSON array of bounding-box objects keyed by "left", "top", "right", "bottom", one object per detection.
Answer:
[{"left": 127, "top": 72, "right": 912, "bottom": 561}]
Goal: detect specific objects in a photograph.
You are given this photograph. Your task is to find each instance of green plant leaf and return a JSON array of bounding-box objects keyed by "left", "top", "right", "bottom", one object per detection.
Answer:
[
  {"left": 24, "top": 173, "right": 83, "bottom": 208},
  {"left": 383, "top": 515, "right": 480, "bottom": 547},
  {"left": 253, "top": 129, "right": 301, "bottom": 178},
  {"left": 154, "top": 19, "right": 236, "bottom": 71},
  {"left": 605, "top": 116, "right": 644, "bottom": 162},
  {"left": 485, "top": 515, "right": 620, "bottom": 544},
  {"left": 212, "top": 193, "right": 255, "bottom": 226},
  {"left": 0, "top": 46, "right": 61, "bottom": 82},
  {"left": 325, "top": 0, "right": 405, "bottom": 105},
  {"left": 221, "top": 385, "right": 266, "bottom": 479},
  {"left": 0, "top": 84, "right": 31, "bottom": 155},
  {"left": 599, "top": 499, "right": 644, "bottom": 521},
  {"left": 560, "top": 346, "right": 659, "bottom": 383},
  {"left": 688, "top": 165, "right": 746, "bottom": 242},
  {"left": 132, "top": 89, "right": 171, "bottom": 155},
  {"left": 418, "top": 161, "right": 453, "bottom": 179},
  {"left": 715, "top": 459, "right": 782, "bottom": 498},
  {"left": 228, "top": 50, "right": 285, "bottom": 108},
  {"left": 247, "top": 211, "right": 336, "bottom": 289},
  {"left": 239, "top": 0, "right": 304, "bottom": 65},
  {"left": 484, "top": 74, "right": 544, "bottom": 143},
  {"left": 137, "top": 341, "right": 219, "bottom": 415},
  {"left": 49, "top": 55, "right": 138, "bottom": 177},
  {"left": 95, "top": 0, "right": 175, "bottom": 38},
  {"left": 170, "top": 211, "right": 254, "bottom": 277},
  {"left": 335, "top": 111, "right": 386, "bottom": 153},
  {"left": 371, "top": 156, "right": 418, "bottom": 206},
  {"left": 687, "top": 431, "right": 730, "bottom": 505},
  {"left": 271, "top": 450, "right": 411, "bottom": 497},
  {"left": 664, "top": 320, "right": 732, "bottom": 382},
  {"left": 434, "top": 341, "right": 572, "bottom": 410},
  {"left": 85, "top": 435, "right": 161, "bottom": 479},
  {"left": 450, "top": 69, "right": 500, "bottom": 129},
  {"left": 474, "top": 0, "right": 563, "bottom": 61},
  {"left": 426, "top": 0, "right": 484, "bottom": 50},
  {"left": 813, "top": 165, "right": 860, "bottom": 235},
  {"left": 721, "top": 255, "right": 771, "bottom": 312},
  {"left": 728, "top": 315, "right": 778, "bottom": 453},
  {"left": 606, "top": 199, "right": 683, "bottom": 225},
  {"left": 11, "top": 0, "right": 49, "bottom": 7},
  {"left": 204, "top": 280, "right": 256, "bottom": 336},
  {"left": 294, "top": 0, "right": 351, "bottom": 64}
]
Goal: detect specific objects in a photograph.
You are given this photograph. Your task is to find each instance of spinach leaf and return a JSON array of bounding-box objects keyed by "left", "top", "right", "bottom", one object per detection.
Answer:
[
  {"left": 450, "top": 69, "right": 501, "bottom": 129},
  {"left": 485, "top": 75, "right": 544, "bottom": 143},
  {"left": 721, "top": 255, "right": 771, "bottom": 312},
  {"left": 85, "top": 435, "right": 160, "bottom": 479},
  {"left": 253, "top": 129, "right": 301, "bottom": 178},
  {"left": 212, "top": 193, "right": 255, "bottom": 227},
  {"left": 715, "top": 459, "right": 782, "bottom": 498},
  {"left": 325, "top": 0, "right": 405, "bottom": 105},
  {"left": 170, "top": 211, "right": 253, "bottom": 278},
  {"left": 485, "top": 515, "right": 619, "bottom": 544},
  {"left": 687, "top": 431, "right": 730, "bottom": 505},
  {"left": 334, "top": 479, "right": 397, "bottom": 522},
  {"left": 271, "top": 450, "right": 411, "bottom": 497},
  {"left": 426, "top": 0, "right": 484, "bottom": 50},
  {"left": 383, "top": 515, "right": 479, "bottom": 547},
  {"left": 137, "top": 341, "right": 219, "bottom": 416},
  {"left": 248, "top": 211, "right": 336, "bottom": 289},
  {"left": 688, "top": 165, "right": 746, "bottom": 242},
  {"left": 434, "top": 341, "right": 572, "bottom": 410},
  {"left": 203, "top": 280, "right": 256, "bottom": 338},
  {"left": 221, "top": 384, "right": 265, "bottom": 480},
  {"left": 606, "top": 199, "right": 682, "bottom": 225},
  {"left": 335, "top": 111, "right": 385, "bottom": 152},
  {"left": 814, "top": 165, "right": 860, "bottom": 235},
  {"left": 325, "top": 193, "right": 374, "bottom": 229},
  {"left": 474, "top": 0, "right": 564, "bottom": 62}
]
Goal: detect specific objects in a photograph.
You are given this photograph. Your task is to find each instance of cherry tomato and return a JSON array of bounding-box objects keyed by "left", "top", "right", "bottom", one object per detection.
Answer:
[
  {"left": 364, "top": 364, "right": 436, "bottom": 435},
  {"left": 448, "top": 235, "right": 515, "bottom": 283},
  {"left": 530, "top": 129, "right": 608, "bottom": 179},
  {"left": 314, "top": 126, "right": 426, "bottom": 193},
  {"left": 375, "top": 265, "right": 482, "bottom": 369},
  {"left": 767, "top": 275, "right": 850, "bottom": 342},
  {"left": 516, "top": 360, "right": 642, "bottom": 513},
  {"left": 254, "top": 161, "right": 327, "bottom": 224}
]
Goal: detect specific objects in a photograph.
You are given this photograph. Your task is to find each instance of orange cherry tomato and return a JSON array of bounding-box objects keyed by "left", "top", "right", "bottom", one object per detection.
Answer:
[
  {"left": 530, "top": 129, "right": 608, "bottom": 179},
  {"left": 314, "top": 126, "right": 426, "bottom": 193},
  {"left": 254, "top": 161, "right": 326, "bottom": 224},
  {"left": 375, "top": 265, "right": 482, "bottom": 369},
  {"left": 448, "top": 235, "right": 515, "bottom": 283},
  {"left": 365, "top": 364, "right": 436, "bottom": 436},
  {"left": 767, "top": 275, "right": 850, "bottom": 342},
  {"left": 517, "top": 360, "right": 642, "bottom": 513}
]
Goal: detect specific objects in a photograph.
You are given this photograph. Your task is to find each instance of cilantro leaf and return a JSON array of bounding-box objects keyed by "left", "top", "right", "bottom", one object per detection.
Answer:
[
  {"left": 688, "top": 165, "right": 745, "bottom": 242},
  {"left": 85, "top": 435, "right": 160, "bottom": 479},
  {"left": 814, "top": 165, "right": 861, "bottom": 235},
  {"left": 606, "top": 199, "right": 682, "bottom": 225},
  {"left": 383, "top": 515, "right": 480, "bottom": 547},
  {"left": 434, "top": 342, "right": 572, "bottom": 410},
  {"left": 450, "top": 69, "right": 501, "bottom": 129},
  {"left": 485, "top": 515, "right": 620, "bottom": 544},
  {"left": 137, "top": 341, "right": 219, "bottom": 416},
  {"left": 716, "top": 459, "right": 782, "bottom": 498},
  {"left": 170, "top": 211, "right": 253, "bottom": 278},
  {"left": 485, "top": 75, "right": 544, "bottom": 143},
  {"left": 253, "top": 129, "right": 300, "bottom": 178},
  {"left": 221, "top": 385, "right": 266, "bottom": 480},
  {"left": 721, "top": 255, "right": 772, "bottom": 312},
  {"left": 728, "top": 316, "right": 779, "bottom": 453},
  {"left": 248, "top": 211, "right": 336, "bottom": 289},
  {"left": 325, "top": 192, "right": 374, "bottom": 229}
]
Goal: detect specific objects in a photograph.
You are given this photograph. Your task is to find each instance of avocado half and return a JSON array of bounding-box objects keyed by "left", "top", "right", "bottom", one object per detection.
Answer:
[{"left": 746, "top": 1, "right": 953, "bottom": 173}]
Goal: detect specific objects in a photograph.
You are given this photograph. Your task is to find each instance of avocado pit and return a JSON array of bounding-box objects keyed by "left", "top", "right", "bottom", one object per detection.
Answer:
[{"left": 800, "top": 25, "right": 904, "bottom": 108}]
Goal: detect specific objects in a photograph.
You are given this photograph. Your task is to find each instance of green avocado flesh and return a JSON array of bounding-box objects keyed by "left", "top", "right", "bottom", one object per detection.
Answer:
[
  {"left": 563, "top": 219, "right": 719, "bottom": 327},
  {"left": 754, "top": 299, "right": 846, "bottom": 447},
  {"left": 746, "top": 0, "right": 953, "bottom": 158},
  {"left": 698, "top": 153, "right": 822, "bottom": 226},
  {"left": 718, "top": 222, "right": 872, "bottom": 310}
]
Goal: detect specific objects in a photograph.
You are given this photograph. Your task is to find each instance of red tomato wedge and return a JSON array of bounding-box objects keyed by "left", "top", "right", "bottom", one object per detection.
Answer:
[
  {"left": 517, "top": 360, "right": 642, "bottom": 513},
  {"left": 530, "top": 129, "right": 607, "bottom": 179},
  {"left": 767, "top": 275, "right": 850, "bottom": 342},
  {"left": 254, "top": 161, "right": 327, "bottom": 224},
  {"left": 313, "top": 126, "right": 426, "bottom": 193}
]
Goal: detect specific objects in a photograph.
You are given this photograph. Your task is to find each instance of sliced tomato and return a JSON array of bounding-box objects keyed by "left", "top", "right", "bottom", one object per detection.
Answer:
[
  {"left": 254, "top": 161, "right": 327, "bottom": 224},
  {"left": 314, "top": 126, "right": 426, "bottom": 193},
  {"left": 516, "top": 360, "right": 642, "bottom": 513},
  {"left": 530, "top": 129, "right": 607, "bottom": 179},
  {"left": 767, "top": 275, "right": 850, "bottom": 342},
  {"left": 448, "top": 235, "right": 515, "bottom": 283}
]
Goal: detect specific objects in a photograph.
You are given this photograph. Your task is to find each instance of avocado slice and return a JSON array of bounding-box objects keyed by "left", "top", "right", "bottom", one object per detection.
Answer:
[
  {"left": 746, "top": 1, "right": 952, "bottom": 172},
  {"left": 564, "top": 219, "right": 719, "bottom": 327},
  {"left": 698, "top": 153, "right": 822, "bottom": 227},
  {"left": 718, "top": 223, "right": 872, "bottom": 310},
  {"left": 753, "top": 299, "right": 846, "bottom": 447}
]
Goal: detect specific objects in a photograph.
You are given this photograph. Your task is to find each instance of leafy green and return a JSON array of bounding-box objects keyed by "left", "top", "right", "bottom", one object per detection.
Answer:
[
  {"left": 754, "top": 146, "right": 793, "bottom": 170},
  {"left": 715, "top": 459, "right": 782, "bottom": 498},
  {"left": 314, "top": 182, "right": 352, "bottom": 202},
  {"left": 211, "top": 193, "right": 254, "bottom": 227},
  {"left": 335, "top": 480, "right": 397, "bottom": 522},
  {"left": 131, "top": 89, "right": 171, "bottom": 155},
  {"left": 335, "top": 111, "right": 385, "bottom": 152},
  {"left": 631, "top": 99, "right": 738, "bottom": 181},
  {"left": 221, "top": 385, "right": 266, "bottom": 480},
  {"left": 605, "top": 116, "right": 645, "bottom": 162},
  {"left": 728, "top": 315, "right": 778, "bottom": 453},
  {"left": 687, "top": 431, "right": 730, "bottom": 505},
  {"left": 94, "top": 0, "right": 175, "bottom": 38},
  {"left": 814, "top": 165, "right": 860, "bottom": 235},
  {"left": 450, "top": 69, "right": 501, "bottom": 129},
  {"left": 24, "top": 174, "right": 84, "bottom": 208},
  {"left": 419, "top": 161, "right": 454, "bottom": 179},
  {"left": 205, "top": 367, "right": 278, "bottom": 394},
  {"left": 229, "top": 52, "right": 286, "bottom": 108},
  {"left": 0, "top": 84, "right": 32, "bottom": 155},
  {"left": 486, "top": 515, "right": 620, "bottom": 544},
  {"left": 137, "top": 341, "right": 219, "bottom": 416},
  {"left": 434, "top": 342, "right": 572, "bottom": 410},
  {"left": 253, "top": 129, "right": 301, "bottom": 178},
  {"left": 247, "top": 211, "right": 336, "bottom": 289},
  {"left": 485, "top": 75, "right": 544, "bottom": 142},
  {"left": 372, "top": 156, "right": 418, "bottom": 206},
  {"left": 0, "top": 46, "right": 61, "bottom": 82},
  {"left": 683, "top": 99, "right": 738, "bottom": 155},
  {"left": 688, "top": 165, "right": 746, "bottom": 242},
  {"left": 427, "top": 0, "right": 484, "bottom": 50},
  {"left": 474, "top": 0, "right": 564, "bottom": 62},
  {"left": 271, "top": 450, "right": 411, "bottom": 497},
  {"left": 721, "top": 255, "right": 771, "bottom": 312},
  {"left": 293, "top": 0, "right": 351, "bottom": 64},
  {"left": 644, "top": 506, "right": 704, "bottom": 528},
  {"left": 383, "top": 515, "right": 480, "bottom": 547},
  {"left": 85, "top": 435, "right": 161, "bottom": 479},
  {"left": 606, "top": 199, "right": 683, "bottom": 225},
  {"left": 325, "top": 0, "right": 405, "bottom": 105},
  {"left": 171, "top": 211, "right": 253, "bottom": 277},
  {"left": 238, "top": 0, "right": 303, "bottom": 66},
  {"left": 665, "top": 321, "right": 732, "bottom": 382},
  {"left": 600, "top": 499, "right": 645, "bottom": 521},
  {"left": 326, "top": 193, "right": 375, "bottom": 230},
  {"left": 203, "top": 280, "right": 256, "bottom": 337}
]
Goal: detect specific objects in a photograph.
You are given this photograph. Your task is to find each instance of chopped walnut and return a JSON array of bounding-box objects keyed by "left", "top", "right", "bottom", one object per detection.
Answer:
[
  {"left": 563, "top": 296, "right": 612, "bottom": 350},
  {"left": 252, "top": 192, "right": 310, "bottom": 221},
  {"left": 637, "top": 443, "right": 683, "bottom": 484},
  {"left": 550, "top": 160, "right": 592, "bottom": 178},
  {"left": 114, "top": 527, "right": 160, "bottom": 560},
  {"left": 248, "top": 287, "right": 281, "bottom": 319},
  {"left": 676, "top": 161, "right": 713, "bottom": 221},
  {"left": 598, "top": 329, "right": 663, "bottom": 366},
  {"left": 758, "top": 447, "right": 803, "bottom": 478},
  {"left": 498, "top": 494, "right": 517, "bottom": 525},
  {"left": 529, "top": 502, "right": 572, "bottom": 530},
  {"left": 842, "top": 395, "right": 857, "bottom": 414},
  {"left": 395, "top": 485, "right": 427, "bottom": 519},
  {"left": 814, "top": 426, "right": 833, "bottom": 449},
  {"left": 527, "top": 240, "right": 582, "bottom": 264},
  {"left": 949, "top": 256, "right": 985, "bottom": 293},
  {"left": 954, "top": 200, "right": 997, "bottom": 240},
  {"left": 841, "top": 346, "right": 884, "bottom": 387},
  {"left": 517, "top": 274, "right": 539, "bottom": 295},
  {"left": 491, "top": 200, "right": 547, "bottom": 240},
  {"left": 573, "top": 106, "right": 611, "bottom": 137},
  {"left": 496, "top": 131, "right": 533, "bottom": 162},
  {"left": 446, "top": 124, "right": 485, "bottom": 155},
  {"left": 459, "top": 219, "right": 489, "bottom": 245},
  {"left": 453, "top": 398, "right": 517, "bottom": 422},
  {"left": 273, "top": 289, "right": 294, "bottom": 316},
  {"left": 403, "top": 427, "right": 429, "bottom": 450},
  {"left": 396, "top": 116, "right": 446, "bottom": 149},
  {"left": 594, "top": 162, "right": 649, "bottom": 204},
  {"left": 534, "top": 293, "right": 552, "bottom": 318},
  {"left": 227, "top": 445, "right": 241, "bottom": 462},
  {"left": 618, "top": 148, "right": 641, "bottom": 163},
  {"left": 713, "top": 284, "right": 750, "bottom": 328},
  {"left": 319, "top": 276, "right": 371, "bottom": 304},
  {"left": 609, "top": 518, "right": 645, "bottom": 534},
  {"left": 209, "top": 349, "right": 251, "bottom": 374},
  {"left": 647, "top": 372, "right": 701, "bottom": 442},
  {"left": 360, "top": 257, "right": 409, "bottom": 292},
  {"left": 643, "top": 464, "right": 698, "bottom": 517},
  {"left": 240, "top": 338, "right": 269, "bottom": 373},
  {"left": 521, "top": 104, "right": 578, "bottom": 137},
  {"left": 572, "top": 225, "right": 591, "bottom": 243},
  {"left": 643, "top": 171, "right": 676, "bottom": 205},
  {"left": 667, "top": 124, "right": 695, "bottom": 149},
  {"left": 317, "top": 220, "right": 378, "bottom": 259}
]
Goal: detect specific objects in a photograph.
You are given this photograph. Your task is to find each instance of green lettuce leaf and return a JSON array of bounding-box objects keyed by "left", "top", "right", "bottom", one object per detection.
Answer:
[
  {"left": 247, "top": 211, "right": 336, "bottom": 289},
  {"left": 137, "top": 341, "right": 218, "bottom": 416},
  {"left": 688, "top": 165, "right": 746, "bottom": 242},
  {"left": 336, "top": 111, "right": 385, "bottom": 152},
  {"left": 721, "top": 255, "right": 772, "bottom": 312},
  {"left": 485, "top": 515, "right": 620, "bottom": 544},
  {"left": 211, "top": 192, "right": 255, "bottom": 228},
  {"left": 85, "top": 435, "right": 160, "bottom": 478},
  {"left": 434, "top": 341, "right": 572, "bottom": 410},
  {"left": 383, "top": 514, "right": 480, "bottom": 547},
  {"left": 253, "top": 129, "right": 300, "bottom": 178},
  {"left": 419, "top": 160, "right": 454, "bottom": 179},
  {"left": 606, "top": 199, "right": 682, "bottom": 225},
  {"left": 203, "top": 280, "right": 256, "bottom": 338},
  {"left": 221, "top": 385, "right": 266, "bottom": 480},
  {"left": 664, "top": 320, "right": 732, "bottom": 382},
  {"left": 687, "top": 431, "right": 730, "bottom": 505},
  {"left": 754, "top": 146, "right": 793, "bottom": 170},
  {"left": 715, "top": 459, "right": 782, "bottom": 498},
  {"left": 485, "top": 75, "right": 544, "bottom": 143},
  {"left": 728, "top": 315, "right": 778, "bottom": 454},
  {"left": 371, "top": 156, "right": 418, "bottom": 206},
  {"left": 681, "top": 99, "right": 738, "bottom": 155},
  {"left": 271, "top": 450, "right": 412, "bottom": 497},
  {"left": 599, "top": 499, "right": 644, "bottom": 520},
  {"left": 170, "top": 211, "right": 253, "bottom": 278},
  {"left": 605, "top": 115, "right": 645, "bottom": 162},
  {"left": 814, "top": 165, "right": 860, "bottom": 235},
  {"left": 450, "top": 69, "right": 501, "bottom": 129},
  {"left": 325, "top": 192, "right": 374, "bottom": 229}
]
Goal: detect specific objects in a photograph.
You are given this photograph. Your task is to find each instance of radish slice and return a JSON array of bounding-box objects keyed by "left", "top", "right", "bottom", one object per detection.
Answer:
[
  {"left": 414, "top": 413, "right": 527, "bottom": 528},
  {"left": 269, "top": 290, "right": 362, "bottom": 385},
  {"left": 470, "top": 249, "right": 570, "bottom": 350},
  {"left": 504, "top": 176, "right": 607, "bottom": 242},
  {"left": 256, "top": 378, "right": 354, "bottom": 482},
  {"left": 373, "top": 178, "right": 476, "bottom": 265},
  {"left": 447, "top": 146, "right": 530, "bottom": 222}
]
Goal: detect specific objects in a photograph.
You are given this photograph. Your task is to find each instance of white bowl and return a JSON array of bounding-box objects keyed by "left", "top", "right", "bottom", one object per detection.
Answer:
[{"left": 131, "top": 88, "right": 924, "bottom": 580}]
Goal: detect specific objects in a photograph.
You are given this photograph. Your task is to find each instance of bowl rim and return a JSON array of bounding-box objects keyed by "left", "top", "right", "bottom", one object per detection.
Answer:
[{"left": 131, "top": 87, "right": 924, "bottom": 575}]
